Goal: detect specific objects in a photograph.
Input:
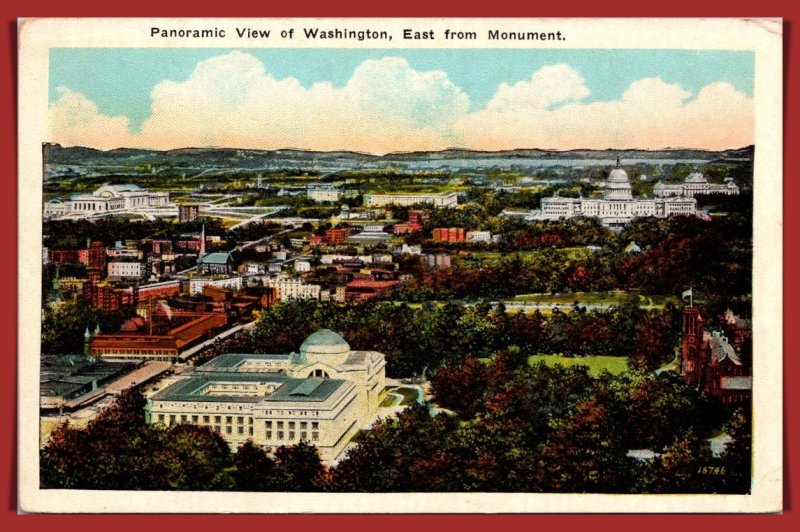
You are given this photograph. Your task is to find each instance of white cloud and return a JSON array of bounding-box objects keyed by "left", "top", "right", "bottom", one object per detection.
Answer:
[
  {"left": 455, "top": 74, "right": 753, "bottom": 151},
  {"left": 47, "top": 55, "right": 753, "bottom": 153},
  {"left": 487, "top": 63, "right": 590, "bottom": 112},
  {"left": 136, "top": 51, "right": 468, "bottom": 154},
  {"left": 47, "top": 87, "right": 136, "bottom": 150}
]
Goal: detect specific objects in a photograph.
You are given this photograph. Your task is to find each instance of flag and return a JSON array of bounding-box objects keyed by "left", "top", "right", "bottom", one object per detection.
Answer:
[
  {"left": 681, "top": 288, "right": 692, "bottom": 300},
  {"left": 159, "top": 301, "right": 173, "bottom": 321}
]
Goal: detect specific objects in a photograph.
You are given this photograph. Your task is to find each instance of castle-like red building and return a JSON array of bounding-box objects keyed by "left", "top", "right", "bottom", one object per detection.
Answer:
[{"left": 681, "top": 307, "right": 752, "bottom": 406}]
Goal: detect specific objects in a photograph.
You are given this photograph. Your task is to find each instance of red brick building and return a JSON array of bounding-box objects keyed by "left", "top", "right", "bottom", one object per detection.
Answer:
[
  {"left": 681, "top": 307, "right": 752, "bottom": 406},
  {"left": 345, "top": 279, "right": 400, "bottom": 302},
  {"left": 326, "top": 227, "right": 350, "bottom": 245},
  {"left": 432, "top": 227, "right": 466, "bottom": 243},
  {"left": 90, "top": 311, "right": 228, "bottom": 362}
]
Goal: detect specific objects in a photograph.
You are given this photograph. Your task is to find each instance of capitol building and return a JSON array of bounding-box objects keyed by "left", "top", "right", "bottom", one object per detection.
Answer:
[
  {"left": 537, "top": 160, "right": 697, "bottom": 225},
  {"left": 146, "top": 329, "right": 386, "bottom": 461}
]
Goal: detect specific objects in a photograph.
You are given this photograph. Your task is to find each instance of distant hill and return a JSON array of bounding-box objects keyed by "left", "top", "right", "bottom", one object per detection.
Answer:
[{"left": 43, "top": 143, "right": 754, "bottom": 168}]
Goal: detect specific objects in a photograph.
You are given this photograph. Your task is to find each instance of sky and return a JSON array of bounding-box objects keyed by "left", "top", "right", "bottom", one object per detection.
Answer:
[{"left": 48, "top": 48, "right": 755, "bottom": 154}]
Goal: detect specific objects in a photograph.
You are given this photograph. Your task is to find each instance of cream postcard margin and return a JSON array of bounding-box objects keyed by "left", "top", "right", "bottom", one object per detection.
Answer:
[{"left": 17, "top": 17, "right": 783, "bottom": 513}]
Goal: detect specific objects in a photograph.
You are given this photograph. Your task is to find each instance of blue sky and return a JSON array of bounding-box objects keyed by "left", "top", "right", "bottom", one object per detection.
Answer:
[
  {"left": 50, "top": 48, "right": 754, "bottom": 132},
  {"left": 47, "top": 48, "right": 755, "bottom": 153}
]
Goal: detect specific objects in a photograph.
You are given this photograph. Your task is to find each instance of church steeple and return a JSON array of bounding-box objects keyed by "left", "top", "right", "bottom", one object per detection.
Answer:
[{"left": 199, "top": 223, "right": 206, "bottom": 258}]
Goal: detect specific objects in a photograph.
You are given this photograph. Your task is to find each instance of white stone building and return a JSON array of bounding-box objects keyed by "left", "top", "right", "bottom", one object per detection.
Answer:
[
  {"left": 266, "top": 277, "right": 322, "bottom": 301},
  {"left": 537, "top": 161, "right": 697, "bottom": 225},
  {"left": 44, "top": 184, "right": 171, "bottom": 219},
  {"left": 654, "top": 172, "right": 740, "bottom": 198},
  {"left": 307, "top": 186, "right": 342, "bottom": 203},
  {"left": 146, "top": 329, "right": 386, "bottom": 461},
  {"left": 363, "top": 192, "right": 458, "bottom": 208},
  {"left": 107, "top": 261, "right": 146, "bottom": 280},
  {"left": 189, "top": 275, "right": 244, "bottom": 295}
]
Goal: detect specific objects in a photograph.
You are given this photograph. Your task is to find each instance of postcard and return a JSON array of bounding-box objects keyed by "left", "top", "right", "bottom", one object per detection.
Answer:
[{"left": 17, "top": 17, "right": 783, "bottom": 513}]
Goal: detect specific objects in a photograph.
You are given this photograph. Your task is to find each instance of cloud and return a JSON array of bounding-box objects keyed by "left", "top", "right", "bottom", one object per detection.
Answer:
[
  {"left": 455, "top": 73, "right": 753, "bottom": 151},
  {"left": 138, "top": 51, "right": 467, "bottom": 153},
  {"left": 47, "top": 87, "right": 136, "bottom": 150},
  {"left": 487, "top": 63, "right": 590, "bottom": 112},
  {"left": 47, "top": 55, "right": 753, "bottom": 153}
]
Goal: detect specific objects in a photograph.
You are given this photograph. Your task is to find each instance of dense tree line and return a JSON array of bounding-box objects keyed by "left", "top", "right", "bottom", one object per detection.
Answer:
[
  {"left": 223, "top": 298, "right": 681, "bottom": 377},
  {"left": 41, "top": 389, "right": 326, "bottom": 491},
  {"left": 41, "top": 301, "right": 131, "bottom": 356},
  {"left": 41, "top": 370, "right": 750, "bottom": 494}
]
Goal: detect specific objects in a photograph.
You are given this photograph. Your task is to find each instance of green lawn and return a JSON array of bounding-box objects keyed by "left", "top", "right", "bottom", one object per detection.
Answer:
[
  {"left": 511, "top": 290, "right": 677, "bottom": 308},
  {"left": 528, "top": 354, "right": 630, "bottom": 376}
]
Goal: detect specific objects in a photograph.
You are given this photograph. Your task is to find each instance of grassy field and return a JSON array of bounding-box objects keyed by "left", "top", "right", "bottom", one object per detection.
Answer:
[
  {"left": 511, "top": 290, "right": 678, "bottom": 308},
  {"left": 528, "top": 354, "right": 630, "bottom": 376}
]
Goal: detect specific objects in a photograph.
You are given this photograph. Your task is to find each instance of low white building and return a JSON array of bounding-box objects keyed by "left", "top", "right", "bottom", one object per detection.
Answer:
[
  {"left": 44, "top": 184, "right": 171, "bottom": 219},
  {"left": 654, "top": 172, "right": 740, "bottom": 198},
  {"left": 107, "top": 261, "right": 146, "bottom": 279},
  {"left": 266, "top": 277, "right": 322, "bottom": 301},
  {"left": 307, "top": 186, "right": 342, "bottom": 203},
  {"left": 363, "top": 192, "right": 458, "bottom": 208},
  {"left": 189, "top": 275, "right": 243, "bottom": 295},
  {"left": 146, "top": 330, "right": 386, "bottom": 461},
  {"left": 466, "top": 231, "right": 492, "bottom": 243}
]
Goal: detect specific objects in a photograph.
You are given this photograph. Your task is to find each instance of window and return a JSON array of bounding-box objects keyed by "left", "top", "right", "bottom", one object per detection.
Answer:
[
  {"left": 301, "top": 432, "right": 307, "bottom": 441},
  {"left": 158, "top": 414, "right": 164, "bottom": 423},
  {"left": 226, "top": 416, "right": 233, "bottom": 424},
  {"left": 191, "top": 415, "right": 198, "bottom": 423},
  {"left": 237, "top": 416, "right": 244, "bottom": 424},
  {"left": 311, "top": 422, "right": 319, "bottom": 430},
  {"left": 277, "top": 431, "right": 284, "bottom": 440},
  {"left": 289, "top": 431, "right": 295, "bottom": 440},
  {"left": 214, "top": 425, "right": 221, "bottom": 433},
  {"left": 312, "top": 432, "right": 319, "bottom": 441},
  {"left": 249, "top": 418, "right": 253, "bottom": 425},
  {"left": 289, "top": 421, "right": 295, "bottom": 430},
  {"left": 265, "top": 421, "right": 272, "bottom": 429},
  {"left": 169, "top": 415, "right": 176, "bottom": 426},
  {"left": 180, "top": 415, "right": 188, "bottom": 424},
  {"left": 203, "top": 415, "right": 210, "bottom": 423},
  {"left": 226, "top": 426, "right": 232, "bottom": 434},
  {"left": 248, "top": 427, "right": 253, "bottom": 436},
  {"left": 214, "top": 416, "right": 221, "bottom": 423},
  {"left": 238, "top": 426, "right": 244, "bottom": 435},
  {"left": 300, "top": 421, "right": 307, "bottom": 429},
  {"left": 277, "top": 421, "right": 284, "bottom": 429}
]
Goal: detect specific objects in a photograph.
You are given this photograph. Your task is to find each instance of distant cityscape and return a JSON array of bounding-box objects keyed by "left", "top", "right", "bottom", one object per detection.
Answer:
[{"left": 40, "top": 145, "right": 754, "bottom": 492}]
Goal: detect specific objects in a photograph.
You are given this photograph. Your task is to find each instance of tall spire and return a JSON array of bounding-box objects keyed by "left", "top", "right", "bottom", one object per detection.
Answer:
[
  {"left": 616, "top": 157, "right": 621, "bottom": 167},
  {"left": 199, "top": 223, "right": 206, "bottom": 258}
]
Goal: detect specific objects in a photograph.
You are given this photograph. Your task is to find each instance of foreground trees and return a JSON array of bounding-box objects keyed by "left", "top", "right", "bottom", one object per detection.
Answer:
[{"left": 42, "top": 363, "right": 750, "bottom": 494}]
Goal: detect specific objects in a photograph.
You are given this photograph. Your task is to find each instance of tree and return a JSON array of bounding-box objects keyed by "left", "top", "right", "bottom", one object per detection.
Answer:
[
  {"left": 272, "top": 441, "right": 326, "bottom": 491},
  {"left": 430, "top": 357, "right": 488, "bottom": 418},
  {"left": 233, "top": 441, "right": 277, "bottom": 491}
]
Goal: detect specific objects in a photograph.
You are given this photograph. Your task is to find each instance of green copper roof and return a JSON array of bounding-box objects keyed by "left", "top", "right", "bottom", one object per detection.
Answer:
[{"left": 299, "top": 329, "right": 348, "bottom": 353}]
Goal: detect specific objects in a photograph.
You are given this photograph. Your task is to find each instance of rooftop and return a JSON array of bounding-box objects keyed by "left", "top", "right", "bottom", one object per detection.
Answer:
[{"left": 199, "top": 252, "right": 233, "bottom": 264}]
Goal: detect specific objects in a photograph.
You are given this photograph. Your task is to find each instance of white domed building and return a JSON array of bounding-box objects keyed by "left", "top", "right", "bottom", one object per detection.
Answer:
[
  {"left": 147, "top": 329, "right": 386, "bottom": 461},
  {"left": 537, "top": 160, "right": 698, "bottom": 226},
  {"left": 654, "top": 171, "right": 740, "bottom": 198}
]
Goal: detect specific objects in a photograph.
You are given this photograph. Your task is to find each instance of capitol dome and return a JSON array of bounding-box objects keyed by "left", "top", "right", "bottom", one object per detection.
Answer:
[
  {"left": 605, "top": 159, "right": 633, "bottom": 200},
  {"left": 299, "top": 329, "right": 351, "bottom": 365}
]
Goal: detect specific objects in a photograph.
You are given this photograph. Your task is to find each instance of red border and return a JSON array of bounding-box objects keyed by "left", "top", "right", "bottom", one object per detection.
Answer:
[{"left": 2, "top": 2, "right": 796, "bottom": 529}]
